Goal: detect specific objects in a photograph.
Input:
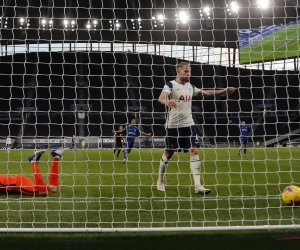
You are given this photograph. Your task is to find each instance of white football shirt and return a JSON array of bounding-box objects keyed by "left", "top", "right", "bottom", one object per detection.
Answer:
[
  {"left": 162, "top": 80, "right": 201, "bottom": 128},
  {"left": 6, "top": 137, "right": 11, "bottom": 145}
]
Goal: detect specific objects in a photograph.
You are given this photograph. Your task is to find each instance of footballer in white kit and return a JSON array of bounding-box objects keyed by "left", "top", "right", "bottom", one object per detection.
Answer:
[
  {"left": 6, "top": 137, "right": 12, "bottom": 149},
  {"left": 157, "top": 62, "right": 235, "bottom": 194}
]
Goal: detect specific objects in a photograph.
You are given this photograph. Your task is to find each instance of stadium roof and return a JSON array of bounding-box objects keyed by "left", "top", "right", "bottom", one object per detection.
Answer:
[{"left": 0, "top": 0, "right": 299, "bottom": 48}]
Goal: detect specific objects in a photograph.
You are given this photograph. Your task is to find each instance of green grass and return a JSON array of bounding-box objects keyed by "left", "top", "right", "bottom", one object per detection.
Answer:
[
  {"left": 239, "top": 24, "right": 300, "bottom": 64},
  {"left": 2, "top": 231, "right": 300, "bottom": 250},
  {"left": 0, "top": 148, "right": 300, "bottom": 229}
]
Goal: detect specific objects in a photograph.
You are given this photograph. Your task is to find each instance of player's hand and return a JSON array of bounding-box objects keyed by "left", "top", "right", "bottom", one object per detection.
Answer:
[
  {"left": 165, "top": 100, "right": 177, "bottom": 108},
  {"left": 224, "top": 87, "right": 235, "bottom": 94},
  {"left": 228, "top": 120, "right": 232, "bottom": 123},
  {"left": 263, "top": 109, "right": 267, "bottom": 116},
  {"left": 112, "top": 130, "right": 115, "bottom": 133},
  {"left": 147, "top": 133, "right": 151, "bottom": 136}
]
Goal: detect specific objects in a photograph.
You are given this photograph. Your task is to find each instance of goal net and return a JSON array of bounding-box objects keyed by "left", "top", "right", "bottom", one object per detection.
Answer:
[{"left": 0, "top": 0, "right": 300, "bottom": 232}]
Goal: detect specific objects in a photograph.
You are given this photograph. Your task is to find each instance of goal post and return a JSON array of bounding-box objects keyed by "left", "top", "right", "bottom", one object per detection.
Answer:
[{"left": 0, "top": 0, "right": 300, "bottom": 232}]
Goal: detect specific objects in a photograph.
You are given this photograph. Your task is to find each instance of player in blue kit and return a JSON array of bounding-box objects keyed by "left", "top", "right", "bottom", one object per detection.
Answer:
[
  {"left": 229, "top": 120, "right": 258, "bottom": 157},
  {"left": 71, "top": 135, "right": 76, "bottom": 151},
  {"left": 113, "top": 119, "right": 151, "bottom": 163}
]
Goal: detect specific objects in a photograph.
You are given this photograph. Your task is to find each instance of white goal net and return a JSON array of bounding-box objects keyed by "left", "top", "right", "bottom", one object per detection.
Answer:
[{"left": 0, "top": 0, "right": 300, "bottom": 232}]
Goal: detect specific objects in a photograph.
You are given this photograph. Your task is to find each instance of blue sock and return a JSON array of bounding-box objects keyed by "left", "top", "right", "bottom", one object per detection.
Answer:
[
  {"left": 244, "top": 149, "right": 247, "bottom": 155},
  {"left": 123, "top": 151, "right": 127, "bottom": 160}
]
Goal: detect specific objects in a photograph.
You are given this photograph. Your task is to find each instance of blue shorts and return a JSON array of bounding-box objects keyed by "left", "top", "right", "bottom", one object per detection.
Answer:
[
  {"left": 124, "top": 141, "right": 135, "bottom": 149},
  {"left": 240, "top": 137, "right": 248, "bottom": 145},
  {"left": 165, "top": 126, "right": 200, "bottom": 153}
]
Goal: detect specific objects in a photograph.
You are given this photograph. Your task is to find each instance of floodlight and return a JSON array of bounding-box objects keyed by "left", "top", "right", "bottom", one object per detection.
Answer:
[
  {"left": 230, "top": 2, "right": 239, "bottom": 12},
  {"left": 257, "top": 0, "right": 269, "bottom": 9},
  {"left": 157, "top": 14, "right": 164, "bottom": 21}
]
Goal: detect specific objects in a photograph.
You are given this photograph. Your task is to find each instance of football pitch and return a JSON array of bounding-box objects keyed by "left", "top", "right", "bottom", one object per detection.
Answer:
[{"left": 0, "top": 148, "right": 299, "bottom": 229}]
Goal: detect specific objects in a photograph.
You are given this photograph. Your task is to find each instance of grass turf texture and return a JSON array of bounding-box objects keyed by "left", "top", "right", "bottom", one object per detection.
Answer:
[
  {"left": 0, "top": 148, "right": 299, "bottom": 229},
  {"left": 1, "top": 231, "right": 300, "bottom": 250},
  {"left": 239, "top": 23, "right": 300, "bottom": 64}
]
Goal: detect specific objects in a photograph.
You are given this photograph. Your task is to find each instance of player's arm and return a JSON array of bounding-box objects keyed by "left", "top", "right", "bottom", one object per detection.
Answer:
[
  {"left": 112, "top": 128, "right": 125, "bottom": 133},
  {"left": 140, "top": 131, "right": 151, "bottom": 136},
  {"left": 228, "top": 120, "right": 239, "bottom": 126},
  {"left": 197, "top": 87, "right": 235, "bottom": 97},
  {"left": 158, "top": 82, "right": 177, "bottom": 108}
]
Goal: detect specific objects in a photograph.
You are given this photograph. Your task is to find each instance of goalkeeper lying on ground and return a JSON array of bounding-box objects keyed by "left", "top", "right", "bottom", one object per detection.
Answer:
[{"left": 0, "top": 148, "right": 67, "bottom": 196}]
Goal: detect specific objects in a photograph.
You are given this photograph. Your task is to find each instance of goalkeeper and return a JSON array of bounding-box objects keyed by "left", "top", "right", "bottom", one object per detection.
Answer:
[
  {"left": 0, "top": 148, "right": 67, "bottom": 196},
  {"left": 157, "top": 62, "right": 235, "bottom": 194}
]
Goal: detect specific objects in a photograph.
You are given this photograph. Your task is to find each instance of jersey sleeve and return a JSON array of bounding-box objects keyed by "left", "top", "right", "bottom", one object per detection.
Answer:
[
  {"left": 192, "top": 85, "right": 201, "bottom": 96},
  {"left": 162, "top": 81, "right": 173, "bottom": 94},
  {"left": 135, "top": 127, "right": 140, "bottom": 134}
]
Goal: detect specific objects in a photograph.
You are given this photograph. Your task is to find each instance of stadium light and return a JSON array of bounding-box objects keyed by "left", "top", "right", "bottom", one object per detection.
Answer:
[
  {"left": 152, "top": 16, "right": 155, "bottom": 20},
  {"left": 137, "top": 18, "right": 141, "bottom": 22},
  {"left": 116, "top": 23, "right": 120, "bottom": 28},
  {"left": 71, "top": 20, "right": 75, "bottom": 25},
  {"left": 230, "top": 2, "right": 239, "bottom": 13},
  {"left": 178, "top": 11, "right": 189, "bottom": 24},
  {"left": 63, "top": 20, "right": 68, "bottom": 25},
  {"left": 49, "top": 20, "right": 53, "bottom": 24},
  {"left": 157, "top": 14, "right": 164, "bottom": 21},
  {"left": 93, "top": 20, "right": 97, "bottom": 25},
  {"left": 86, "top": 24, "right": 91, "bottom": 29},
  {"left": 20, "top": 18, "right": 24, "bottom": 23},
  {"left": 41, "top": 19, "right": 46, "bottom": 25},
  {"left": 203, "top": 7, "right": 210, "bottom": 13},
  {"left": 257, "top": 0, "right": 269, "bottom": 9},
  {"left": 131, "top": 19, "right": 134, "bottom": 22}
]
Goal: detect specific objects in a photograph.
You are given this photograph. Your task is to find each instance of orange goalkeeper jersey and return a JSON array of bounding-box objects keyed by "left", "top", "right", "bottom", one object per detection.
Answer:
[{"left": 0, "top": 174, "right": 39, "bottom": 195}]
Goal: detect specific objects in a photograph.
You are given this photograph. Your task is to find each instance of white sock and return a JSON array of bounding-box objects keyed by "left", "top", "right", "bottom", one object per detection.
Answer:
[
  {"left": 190, "top": 155, "right": 201, "bottom": 188},
  {"left": 158, "top": 154, "right": 169, "bottom": 183}
]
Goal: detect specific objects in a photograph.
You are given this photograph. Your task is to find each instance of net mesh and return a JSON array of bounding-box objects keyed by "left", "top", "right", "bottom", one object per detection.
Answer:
[{"left": 0, "top": 0, "right": 299, "bottom": 230}]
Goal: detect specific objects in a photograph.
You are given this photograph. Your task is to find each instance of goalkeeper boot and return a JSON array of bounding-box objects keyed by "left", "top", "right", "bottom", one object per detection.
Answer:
[
  {"left": 28, "top": 149, "right": 47, "bottom": 163},
  {"left": 195, "top": 185, "right": 211, "bottom": 194},
  {"left": 51, "top": 148, "right": 68, "bottom": 158},
  {"left": 157, "top": 181, "right": 165, "bottom": 192}
]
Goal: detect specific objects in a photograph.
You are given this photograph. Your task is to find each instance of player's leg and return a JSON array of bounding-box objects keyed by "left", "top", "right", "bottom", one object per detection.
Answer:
[
  {"left": 116, "top": 147, "right": 122, "bottom": 157},
  {"left": 28, "top": 149, "right": 47, "bottom": 186},
  {"left": 116, "top": 140, "right": 123, "bottom": 157},
  {"left": 243, "top": 143, "right": 248, "bottom": 157},
  {"left": 48, "top": 147, "right": 68, "bottom": 192},
  {"left": 157, "top": 150, "right": 174, "bottom": 191},
  {"left": 123, "top": 142, "right": 129, "bottom": 162},
  {"left": 238, "top": 139, "right": 243, "bottom": 155},
  {"left": 113, "top": 143, "right": 117, "bottom": 154},
  {"left": 157, "top": 128, "right": 177, "bottom": 192},
  {"left": 123, "top": 142, "right": 134, "bottom": 163},
  {"left": 28, "top": 149, "right": 48, "bottom": 193},
  {"left": 186, "top": 126, "right": 211, "bottom": 194}
]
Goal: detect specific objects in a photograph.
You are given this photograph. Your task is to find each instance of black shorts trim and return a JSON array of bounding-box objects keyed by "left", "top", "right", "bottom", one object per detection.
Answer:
[{"left": 165, "top": 126, "right": 200, "bottom": 153}]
